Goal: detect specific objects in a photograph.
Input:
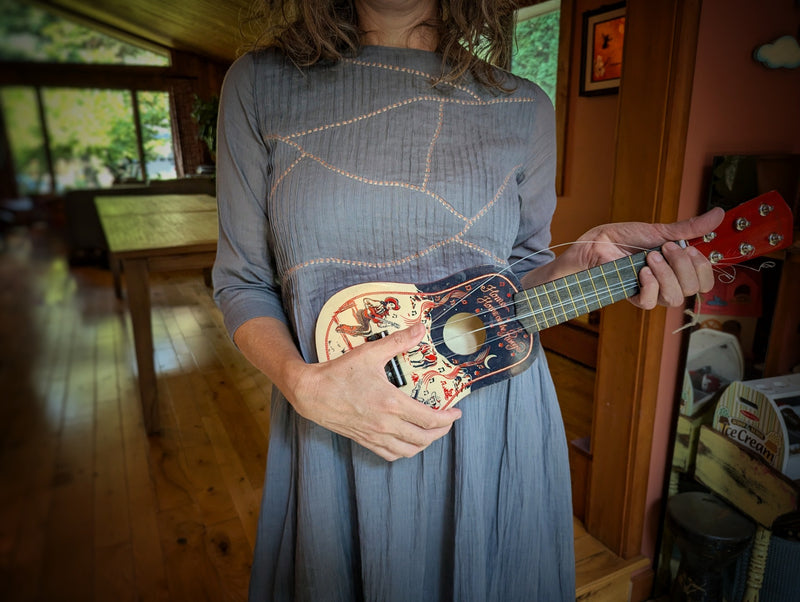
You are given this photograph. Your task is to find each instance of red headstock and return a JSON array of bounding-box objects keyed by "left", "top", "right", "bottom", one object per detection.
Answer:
[{"left": 687, "top": 190, "right": 794, "bottom": 264}]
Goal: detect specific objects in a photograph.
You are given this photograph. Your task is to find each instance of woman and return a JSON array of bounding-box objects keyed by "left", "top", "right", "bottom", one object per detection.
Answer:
[{"left": 212, "top": 1, "right": 721, "bottom": 599}]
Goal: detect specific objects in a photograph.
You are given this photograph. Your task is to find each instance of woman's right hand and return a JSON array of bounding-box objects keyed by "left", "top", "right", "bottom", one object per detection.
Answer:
[
  {"left": 235, "top": 317, "right": 461, "bottom": 462},
  {"left": 288, "top": 322, "right": 462, "bottom": 461}
]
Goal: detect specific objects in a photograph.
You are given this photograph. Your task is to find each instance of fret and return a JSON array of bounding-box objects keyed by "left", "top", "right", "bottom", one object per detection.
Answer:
[
  {"left": 589, "top": 264, "right": 613, "bottom": 307},
  {"left": 532, "top": 286, "right": 551, "bottom": 329},
  {"left": 515, "top": 289, "right": 543, "bottom": 334},
  {"left": 620, "top": 253, "right": 643, "bottom": 298},
  {"left": 513, "top": 249, "right": 658, "bottom": 336},
  {"left": 562, "top": 274, "right": 582, "bottom": 319},
  {"left": 602, "top": 262, "right": 621, "bottom": 304},
  {"left": 583, "top": 267, "right": 603, "bottom": 312},
  {"left": 612, "top": 259, "right": 625, "bottom": 297},
  {"left": 540, "top": 282, "right": 560, "bottom": 326},
  {"left": 548, "top": 279, "right": 571, "bottom": 325},
  {"left": 573, "top": 271, "right": 600, "bottom": 314}
]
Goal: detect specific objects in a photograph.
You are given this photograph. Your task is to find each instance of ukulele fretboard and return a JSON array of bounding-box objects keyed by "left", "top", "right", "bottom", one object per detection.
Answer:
[{"left": 513, "top": 250, "right": 649, "bottom": 334}]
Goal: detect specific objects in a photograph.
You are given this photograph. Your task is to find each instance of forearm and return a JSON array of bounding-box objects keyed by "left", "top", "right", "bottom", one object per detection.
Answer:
[
  {"left": 232, "top": 315, "right": 461, "bottom": 461},
  {"left": 519, "top": 252, "right": 585, "bottom": 290},
  {"left": 233, "top": 316, "right": 309, "bottom": 406}
]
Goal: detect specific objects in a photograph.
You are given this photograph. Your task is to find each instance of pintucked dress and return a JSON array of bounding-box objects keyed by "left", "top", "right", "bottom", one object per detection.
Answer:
[{"left": 212, "top": 45, "right": 575, "bottom": 601}]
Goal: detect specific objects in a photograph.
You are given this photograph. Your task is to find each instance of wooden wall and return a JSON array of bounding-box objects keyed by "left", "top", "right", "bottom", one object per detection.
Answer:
[{"left": 550, "top": 0, "right": 620, "bottom": 250}]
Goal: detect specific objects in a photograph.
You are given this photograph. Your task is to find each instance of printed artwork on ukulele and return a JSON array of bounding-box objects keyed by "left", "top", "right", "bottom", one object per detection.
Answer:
[{"left": 318, "top": 267, "right": 537, "bottom": 409}]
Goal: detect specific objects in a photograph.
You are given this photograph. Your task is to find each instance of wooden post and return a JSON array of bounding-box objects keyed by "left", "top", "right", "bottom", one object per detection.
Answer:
[{"left": 587, "top": 0, "right": 703, "bottom": 559}]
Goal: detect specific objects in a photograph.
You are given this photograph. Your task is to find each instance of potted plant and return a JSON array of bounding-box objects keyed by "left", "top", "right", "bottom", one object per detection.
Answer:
[{"left": 191, "top": 94, "right": 219, "bottom": 172}]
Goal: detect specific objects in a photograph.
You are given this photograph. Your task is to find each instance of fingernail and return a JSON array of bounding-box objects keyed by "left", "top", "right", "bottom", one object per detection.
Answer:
[{"left": 649, "top": 251, "right": 664, "bottom": 263}]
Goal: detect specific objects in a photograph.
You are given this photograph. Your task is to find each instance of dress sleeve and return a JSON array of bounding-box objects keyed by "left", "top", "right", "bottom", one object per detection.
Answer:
[
  {"left": 509, "top": 87, "right": 558, "bottom": 279},
  {"left": 212, "top": 53, "right": 289, "bottom": 339}
]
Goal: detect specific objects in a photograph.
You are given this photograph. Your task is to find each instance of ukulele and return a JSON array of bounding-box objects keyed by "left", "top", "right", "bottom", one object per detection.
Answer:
[{"left": 315, "top": 191, "right": 794, "bottom": 410}]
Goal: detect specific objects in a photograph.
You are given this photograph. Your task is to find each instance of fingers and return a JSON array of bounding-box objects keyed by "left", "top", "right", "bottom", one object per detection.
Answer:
[
  {"left": 634, "top": 241, "right": 716, "bottom": 309},
  {"left": 377, "top": 321, "right": 426, "bottom": 362},
  {"left": 658, "top": 207, "right": 725, "bottom": 242},
  {"left": 654, "top": 242, "right": 698, "bottom": 306},
  {"left": 342, "top": 394, "right": 461, "bottom": 461},
  {"left": 688, "top": 246, "right": 716, "bottom": 293},
  {"left": 374, "top": 390, "right": 462, "bottom": 454},
  {"left": 305, "top": 321, "right": 461, "bottom": 462},
  {"left": 632, "top": 266, "right": 659, "bottom": 310},
  {"left": 363, "top": 414, "right": 458, "bottom": 461}
]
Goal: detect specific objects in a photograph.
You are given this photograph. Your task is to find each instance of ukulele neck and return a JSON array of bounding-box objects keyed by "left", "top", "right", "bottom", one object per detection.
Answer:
[{"left": 513, "top": 250, "right": 649, "bottom": 335}]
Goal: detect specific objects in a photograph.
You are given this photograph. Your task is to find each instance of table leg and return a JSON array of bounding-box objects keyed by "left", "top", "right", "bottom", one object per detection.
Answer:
[
  {"left": 123, "top": 257, "right": 159, "bottom": 434},
  {"left": 111, "top": 257, "right": 123, "bottom": 300}
]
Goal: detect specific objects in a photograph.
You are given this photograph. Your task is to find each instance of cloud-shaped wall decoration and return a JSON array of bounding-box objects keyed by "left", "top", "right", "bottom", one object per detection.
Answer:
[{"left": 754, "top": 34, "right": 800, "bottom": 69}]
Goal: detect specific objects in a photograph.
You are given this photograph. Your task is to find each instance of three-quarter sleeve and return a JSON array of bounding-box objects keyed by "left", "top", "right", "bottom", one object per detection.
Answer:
[
  {"left": 509, "top": 87, "right": 557, "bottom": 278},
  {"left": 212, "top": 53, "right": 289, "bottom": 339}
]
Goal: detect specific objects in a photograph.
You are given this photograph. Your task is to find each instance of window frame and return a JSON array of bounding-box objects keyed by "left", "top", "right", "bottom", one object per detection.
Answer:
[
  {"left": 0, "top": 61, "right": 182, "bottom": 196},
  {"left": 512, "top": 0, "right": 573, "bottom": 196}
]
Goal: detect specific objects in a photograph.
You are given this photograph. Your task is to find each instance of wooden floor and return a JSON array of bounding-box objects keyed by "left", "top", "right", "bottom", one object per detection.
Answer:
[{"left": 0, "top": 223, "right": 625, "bottom": 602}]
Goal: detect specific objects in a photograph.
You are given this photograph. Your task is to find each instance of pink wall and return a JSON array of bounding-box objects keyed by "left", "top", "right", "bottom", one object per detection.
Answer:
[{"left": 642, "top": 0, "right": 800, "bottom": 558}]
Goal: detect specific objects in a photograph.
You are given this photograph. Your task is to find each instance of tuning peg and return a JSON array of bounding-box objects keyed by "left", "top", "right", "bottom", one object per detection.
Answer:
[
  {"left": 759, "top": 203, "right": 774, "bottom": 216},
  {"left": 734, "top": 217, "right": 751, "bottom": 231},
  {"left": 703, "top": 232, "right": 717, "bottom": 243},
  {"left": 708, "top": 250, "right": 724, "bottom": 263},
  {"left": 769, "top": 233, "right": 784, "bottom": 246},
  {"left": 739, "top": 242, "right": 755, "bottom": 256}
]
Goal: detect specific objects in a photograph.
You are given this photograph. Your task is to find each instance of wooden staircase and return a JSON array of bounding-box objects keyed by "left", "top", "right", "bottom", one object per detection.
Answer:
[{"left": 574, "top": 517, "right": 651, "bottom": 601}]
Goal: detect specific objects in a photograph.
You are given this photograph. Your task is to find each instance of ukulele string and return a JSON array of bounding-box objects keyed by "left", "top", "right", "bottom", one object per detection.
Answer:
[
  {"left": 434, "top": 264, "right": 640, "bottom": 337},
  {"left": 429, "top": 253, "right": 774, "bottom": 352},
  {"left": 431, "top": 272, "right": 642, "bottom": 352},
  {"left": 427, "top": 240, "right": 652, "bottom": 338},
  {"left": 431, "top": 241, "right": 770, "bottom": 336},
  {"left": 430, "top": 240, "right": 653, "bottom": 328},
  {"left": 672, "top": 261, "right": 779, "bottom": 334}
]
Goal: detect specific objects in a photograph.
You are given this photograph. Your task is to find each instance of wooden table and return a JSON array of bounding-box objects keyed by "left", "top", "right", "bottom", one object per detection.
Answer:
[{"left": 95, "top": 193, "right": 218, "bottom": 433}]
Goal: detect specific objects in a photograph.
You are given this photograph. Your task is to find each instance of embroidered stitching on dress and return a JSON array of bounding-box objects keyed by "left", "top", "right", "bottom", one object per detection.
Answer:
[
  {"left": 342, "top": 57, "right": 482, "bottom": 100},
  {"left": 422, "top": 101, "right": 445, "bottom": 190},
  {"left": 269, "top": 69, "right": 538, "bottom": 283},
  {"left": 279, "top": 161, "right": 518, "bottom": 287},
  {"left": 282, "top": 232, "right": 505, "bottom": 285},
  {"left": 270, "top": 95, "right": 537, "bottom": 141},
  {"left": 269, "top": 154, "right": 304, "bottom": 199},
  {"left": 274, "top": 137, "right": 468, "bottom": 221}
]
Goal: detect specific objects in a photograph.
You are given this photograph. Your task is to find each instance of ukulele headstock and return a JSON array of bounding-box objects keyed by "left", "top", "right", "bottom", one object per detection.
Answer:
[{"left": 688, "top": 190, "right": 794, "bottom": 265}]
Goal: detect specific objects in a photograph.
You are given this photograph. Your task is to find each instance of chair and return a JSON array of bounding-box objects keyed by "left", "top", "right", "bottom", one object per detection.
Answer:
[{"left": 690, "top": 425, "right": 799, "bottom": 601}]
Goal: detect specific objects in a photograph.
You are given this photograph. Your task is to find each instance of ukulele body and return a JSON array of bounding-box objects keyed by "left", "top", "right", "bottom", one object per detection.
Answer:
[{"left": 315, "top": 265, "right": 538, "bottom": 410}]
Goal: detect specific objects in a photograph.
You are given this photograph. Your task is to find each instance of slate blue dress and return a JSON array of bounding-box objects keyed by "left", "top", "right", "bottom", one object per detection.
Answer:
[{"left": 212, "top": 45, "right": 575, "bottom": 601}]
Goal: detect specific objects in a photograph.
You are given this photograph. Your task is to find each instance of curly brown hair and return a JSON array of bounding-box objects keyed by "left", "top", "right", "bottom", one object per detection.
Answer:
[{"left": 243, "top": 0, "right": 519, "bottom": 90}]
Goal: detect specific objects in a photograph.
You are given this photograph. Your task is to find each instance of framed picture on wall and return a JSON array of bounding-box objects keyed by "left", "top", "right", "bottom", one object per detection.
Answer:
[{"left": 579, "top": 2, "right": 626, "bottom": 96}]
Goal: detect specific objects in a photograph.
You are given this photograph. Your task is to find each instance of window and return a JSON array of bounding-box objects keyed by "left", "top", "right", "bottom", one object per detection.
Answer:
[
  {"left": 0, "top": 1, "right": 176, "bottom": 195},
  {"left": 138, "top": 91, "right": 177, "bottom": 181},
  {"left": 511, "top": 1, "right": 561, "bottom": 105},
  {"left": 0, "top": 0, "right": 169, "bottom": 66}
]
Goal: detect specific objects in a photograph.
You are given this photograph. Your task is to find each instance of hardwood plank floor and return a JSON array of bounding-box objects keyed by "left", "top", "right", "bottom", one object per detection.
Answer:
[
  {"left": 1, "top": 225, "right": 268, "bottom": 601},
  {"left": 0, "top": 224, "right": 604, "bottom": 601},
  {"left": 545, "top": 348, "right": 595, "bottom": 445}
]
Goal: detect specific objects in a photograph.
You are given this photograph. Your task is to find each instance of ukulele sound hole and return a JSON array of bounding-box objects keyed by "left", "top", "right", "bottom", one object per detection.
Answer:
[{"left": 442, "top": 313, "right": 486, "bottom": 356}]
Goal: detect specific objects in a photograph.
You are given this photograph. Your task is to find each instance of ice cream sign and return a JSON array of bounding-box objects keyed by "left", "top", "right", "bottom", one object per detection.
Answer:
[{"left": 713, "top": 374, "right": 800, "bottom": 480}]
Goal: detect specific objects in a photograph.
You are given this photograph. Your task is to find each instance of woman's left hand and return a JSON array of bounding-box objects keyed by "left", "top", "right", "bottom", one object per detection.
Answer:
[
  {"left": 527, "top": 207, "right": 725, "bottom": 310},
  {"left": 574, "top": 208, "right": 725, "bottom": 309}
]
